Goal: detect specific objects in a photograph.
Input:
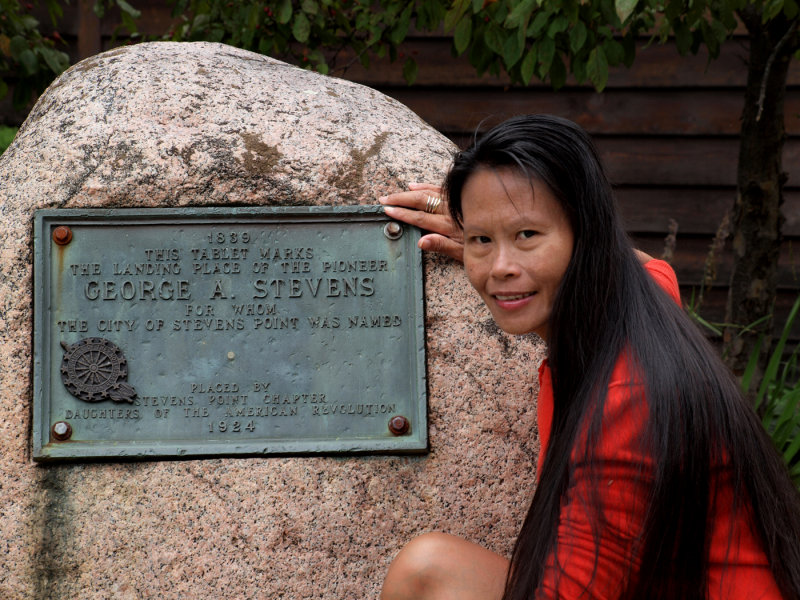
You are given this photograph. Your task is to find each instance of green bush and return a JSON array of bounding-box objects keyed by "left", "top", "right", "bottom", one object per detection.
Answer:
[
  {"left": 0, "top": 0, "right": 70, "bottom": 110},
  {"left": 741, "top": 296, "right": 800, "bottom": 490},
  {"left": 0, "top": 125, "right": 18, "bottom": 154}
]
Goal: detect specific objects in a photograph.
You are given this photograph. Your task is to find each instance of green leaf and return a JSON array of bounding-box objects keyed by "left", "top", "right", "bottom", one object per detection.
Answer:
[
  {"left": 663, "top": 0, "right": 682, "bottom": 22},
  {"left": 675, "top": 21, "right": 692, "bottom": 55},
  {"left": 208, "top": 27, "right": 225, "bottom": 43},
  {"left": 572, "top": 55, "right": 587, "bottom": 84},
  {"left": 538, "top": 37, "right": 555, "bottom": 75},
  {"left": 276, "top": 0, "right": 293, "bottom": 25},
  {"left": 301, "top": 0, "right": 319, "bottom": 15},
  {"left": 505, "top": 0, "right": 536, "bottom": 28},
  {"left": 776, "top": 388, "right": 800, "bottom": 436},
  {"left": 549, "top": 53, "right": 567, "bottom": 89},
  {"left": 472, "top": 0, "right": 484, "bottom": 11},
  {"left": 708, "top": 16, "right": 728, "bottom": 40},
  {"left": 46, "top": 0, "right": 64, "bottom": 26},
  {"left": 19, "top": 14, "right": 40, "bottom": 31},
  {"left": 292, "top": 12, "right": 311, "bottom": 43},
  {"left": 503, "top": 30, "right": 524, "bottom": 68},
  {"left": 18, "top": 49, "right": 38, "bottom": 76},
  {"left": 601, "top": 0, "right": 621, "bottom": 26},
  {"left": 756, "top": 296, "right": 800, "bottom": 410},
  {"left": 790, "top": 461, "right": 800, "bottom": 483},
  {"left": 402, "top": 57, "right": 418, "bottom": 84},
  {"left": 763, "top": 0, "right": 785, "bottom": 22},
  {"left": 9, "top": 36, "right": 29, "bottom": 61},
  {"left": 528, "top": 11, "right": 550, "bottom": 37},
  {"left": 485, "top": 24, "right": 504, "bottom": 54},
  {"left": 783, "top": 420, "right": 800, "bottom": 464},
  {"left": 36, "top": 46, "right": 68, "bottom": 75},
  {"left": 603, "top": 39, "right": 625, "bottom": 65},
  {"left": 367, "top": 24, "right": 382, "bottom": 46},
  {"left": 454, "top": 16, "right": 473, "bottom": 55},
  {"left": 191, "top": 13, "right": 211, "bottom": 30},
  {"left": 444, "top": 0, "right": 470, "bottom": 32},
  {"left": 469, "top": 34, "right": 496, "bottom": 75},
  {"left": 12, "top": 79, "right": 32, "bottom": 111},
  {"left": 587, "top": 45, "right": 609, "bottom": 91},
  {"left": 562, "top": 0, "right": 579, "bottom": 21},
  {"left": 699, "top": 21, "right": 718, "bottom": 58},
  {"left": 417, "top": 1, "right": 447, "bottom": 30},
  {"left": 615, "top": 0, "right": 638, "bottom": 23},
  {"left": 569, "top": 22, "right": 587, "bottom": 53},
  {"left": 490, "top": 2, "right": 510, "bottom": 24},
  {"left": 93, "top": 1, "right": 106, "bottom": 18},
  {"left": 247, "top": 3, "right": 260, "bottom": 29},
  {"left": 547, "top": 16, "right": 568, "bottom": 38},
  {"left": 389, "top": 5, "right": 413, "bottom": 45},
  {"left": 520, "top": 46, "right": 537, "bottom": 84},
  {"left": 120, "top": 11, "right": 139, "bottom": 36},
  {"left": 741, "top": 336, "right": 764, "bottom": 395},
  {"left": 621, "top": 33, "right": 636, "bottom": 67},
  {"left": 689, "top": 310, "right": 724, "bottom": 337},
  {"left": 116, "top": 0, "right": 142, "bottom": 18},
  {"left": 0, "top": 125, "right": 14, "bottom": 152},
  {"left": 258, "top": 37, "right": 273, "bottom": 55}
]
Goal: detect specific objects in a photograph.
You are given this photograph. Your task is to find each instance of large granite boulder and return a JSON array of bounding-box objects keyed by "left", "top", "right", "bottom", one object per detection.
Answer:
[
  {"left": 0, "top": 42, "right": 542, "bottom": 599},
  {"left": 2, "top": 41, "right": 453, "bottom": 208}
]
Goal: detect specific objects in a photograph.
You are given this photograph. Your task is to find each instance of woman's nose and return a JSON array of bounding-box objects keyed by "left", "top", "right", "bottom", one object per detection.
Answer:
[{"left": 490, "top": 246, "right": 522, "bottom": 279}]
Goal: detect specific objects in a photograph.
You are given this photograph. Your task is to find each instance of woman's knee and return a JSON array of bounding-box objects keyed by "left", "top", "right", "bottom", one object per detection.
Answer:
[
  {"left": 381, "top": 532, "right": 508, "bottom": 600},
  {"left": 381, "top": 532, "right": 462, "bottom": 599}
]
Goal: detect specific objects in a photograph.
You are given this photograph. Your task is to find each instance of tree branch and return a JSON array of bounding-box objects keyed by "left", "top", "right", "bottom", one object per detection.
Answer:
[{"left": 757, "top": 18, "right": 799, "bottom": 122}]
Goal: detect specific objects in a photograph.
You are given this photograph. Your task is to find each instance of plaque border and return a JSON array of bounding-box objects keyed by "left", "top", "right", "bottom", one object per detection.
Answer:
[{"left": 33, "top": 206, "right": 427, "bottom": 461}]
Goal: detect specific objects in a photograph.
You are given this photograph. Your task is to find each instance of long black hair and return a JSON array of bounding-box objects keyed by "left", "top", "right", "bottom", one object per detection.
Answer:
[{"left": 444, "top": 114, "right": 800, "bottom": 599}]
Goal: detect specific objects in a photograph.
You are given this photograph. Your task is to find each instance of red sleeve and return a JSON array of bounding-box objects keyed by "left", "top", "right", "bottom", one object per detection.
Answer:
[{"left": 643, "top": 259, "right": 681, "bottom": 305}]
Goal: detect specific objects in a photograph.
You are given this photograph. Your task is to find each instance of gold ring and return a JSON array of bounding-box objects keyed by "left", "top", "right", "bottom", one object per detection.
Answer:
[{"left": 424, "top": 194, "right": 442, "bottom": 214}]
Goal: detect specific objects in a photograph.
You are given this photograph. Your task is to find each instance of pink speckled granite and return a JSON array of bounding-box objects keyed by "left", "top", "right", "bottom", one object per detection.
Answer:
[{"left": 0, "top": 42, "right": 545, "bottom": 599}]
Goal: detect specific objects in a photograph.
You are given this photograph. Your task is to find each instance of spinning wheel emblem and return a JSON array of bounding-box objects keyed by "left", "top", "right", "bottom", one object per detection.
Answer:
[{"left": 60, "top": 337, "right": 137, "bottom": 403}]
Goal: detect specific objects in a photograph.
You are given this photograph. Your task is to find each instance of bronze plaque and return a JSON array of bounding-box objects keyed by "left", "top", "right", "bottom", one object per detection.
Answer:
[{"left": 33, "top": 207, "right": 427, "bottom": 461}]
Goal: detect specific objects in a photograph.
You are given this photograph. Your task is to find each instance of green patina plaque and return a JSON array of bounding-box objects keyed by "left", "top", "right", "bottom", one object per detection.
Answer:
[{"left": 33, "top": 207, "right": 427, "bottom": 461}]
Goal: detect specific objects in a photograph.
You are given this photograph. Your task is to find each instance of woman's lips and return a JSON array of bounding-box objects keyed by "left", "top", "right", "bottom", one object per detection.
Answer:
[{"left": 493, "top": 291, "right": 536, "bottom": 309}]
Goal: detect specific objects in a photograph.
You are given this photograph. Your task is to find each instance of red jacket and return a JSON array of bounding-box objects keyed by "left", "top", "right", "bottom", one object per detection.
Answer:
[{"left": 535, "top": 259, "right": 781, "bottom": 599}]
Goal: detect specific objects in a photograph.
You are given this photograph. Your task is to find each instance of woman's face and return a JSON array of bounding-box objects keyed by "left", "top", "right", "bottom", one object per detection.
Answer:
[{"left": 460, "top": 167, "right": 574, "bottom": 341}]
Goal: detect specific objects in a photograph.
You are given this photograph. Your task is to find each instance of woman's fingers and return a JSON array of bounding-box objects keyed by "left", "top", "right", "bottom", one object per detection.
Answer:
[
  {"left": 379, "top": 184, "right": 464, "bottom": 263},
  {"left": 419, "top": 233, "right": 464, "bottom": 263},
  {"left": 380, "top": 186, "right": 444, "bottom": 213},
  {"left": 381, "top": 205, "right": 455, "bottom": 238},
  {"left": 379, "top": 185, "right": 452, "bottom": 236},
  {"left": 407, "top": 182, "right": 444, "bottom": 196}
]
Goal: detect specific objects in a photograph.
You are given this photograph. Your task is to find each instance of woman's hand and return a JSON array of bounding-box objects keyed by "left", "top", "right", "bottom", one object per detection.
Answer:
[{"left": 379, "top": 183, "right": 464, "bottom": 263}]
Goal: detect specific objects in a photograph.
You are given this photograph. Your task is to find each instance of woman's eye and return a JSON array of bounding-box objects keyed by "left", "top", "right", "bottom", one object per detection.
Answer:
[
  {"left": 469, "top": 235, "right": 491, "bottom": 244},
  {"left": 518, "top": 230, "right": 537, "bottom": 239}
]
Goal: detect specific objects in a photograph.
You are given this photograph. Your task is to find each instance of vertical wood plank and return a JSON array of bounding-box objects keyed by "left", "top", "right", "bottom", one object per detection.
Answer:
[{"left": 77, "top": 0, "right": 101, "bottom": 60}]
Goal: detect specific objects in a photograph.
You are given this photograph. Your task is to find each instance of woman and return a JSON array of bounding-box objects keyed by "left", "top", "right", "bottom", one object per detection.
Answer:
[{"left": 378, "top": 115, "right": 800, "bottom": 600}]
